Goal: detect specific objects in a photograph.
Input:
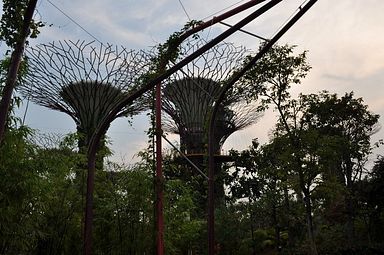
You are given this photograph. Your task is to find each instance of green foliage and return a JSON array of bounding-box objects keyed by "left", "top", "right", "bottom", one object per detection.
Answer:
[
  {"left": 138, "top": 19, "right": 203, "bottom": 89},
  {"left": 226, "top": 87, "right": 380, "bottom": 254},
  {"left": 0, "top": 92, "right": 381, "bottom": 254},
  {"left": 31, "top": 147, "right": 84, "bottom": 254},
  {"left": 0, "top": 56, "right": 28, "bottom": 127},
  {"left": 240, "top": 44, "right": 311, "bottom": 108},
  {"left": 155, "top": 20, "right": 202, "bottom": 69},
  {"left": 356, "top": 157, "right": 384, "bottom": 245},
  {"left": 1, "top": 128, "right": 155, "bottom": 254},
  {"left": 0, "top": 56, "right": 28, "bottom": 81},
  {"left": 0, "top": 127, "right": 84, "bottom": 254},
  {"left": 0, "top": 126, "right": 39, "bottom": 253},
  {"left": 303, "top": 91, "right": 380, "bottom": 165},
  {"left": 92, "top": 162, "right": 154, "bottom": 254},
  {"left": 0, "top": 0, "right": 44, "bottom": 48},
  {"left": 164, "top": 179, "right": 204, "bottom": 254}
]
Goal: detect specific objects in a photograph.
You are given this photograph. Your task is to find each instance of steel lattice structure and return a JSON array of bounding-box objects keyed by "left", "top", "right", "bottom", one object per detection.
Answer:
[
  {"left": 19, "top": 40, "right": 151, "bottom": 146},
  {"left": 162, "top": 39, "right": 263, "bottom": 155}
]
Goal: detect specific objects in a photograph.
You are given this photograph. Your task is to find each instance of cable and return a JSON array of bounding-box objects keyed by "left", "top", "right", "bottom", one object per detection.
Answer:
[
  {"left": 219, "top": 21, "right": 269, "bottom": 41},
  {"left": 22, "top": 94, "right": 31, "bottom": 125},
  {"left": 270, "top": 0, "right": 308, "bottom": 39},
  {"left": 191, "top": 1, "right": 268, "bottom": 45},
  {"left": 178, "top": 0, "right": 191, "bottom": 21},
  {"left": 162, "top": 134, "right": 209, "bottom": 180},
  {"left": 45, "top": 0, "right": 104, "bottom": 45}
]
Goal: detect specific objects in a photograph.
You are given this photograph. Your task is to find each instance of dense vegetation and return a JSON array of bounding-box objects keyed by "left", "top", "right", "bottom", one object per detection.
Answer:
[
  {"left": 1, "top": 57, "right": 382, "bottom": 254},
  {"left": 0, "top": 88, "right": 382, "bottom": 254}
]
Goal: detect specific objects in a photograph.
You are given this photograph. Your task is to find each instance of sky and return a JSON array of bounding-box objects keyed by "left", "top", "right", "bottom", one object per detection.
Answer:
[{"left": 4, "top": 0, "right": 384, "bottom": 164}]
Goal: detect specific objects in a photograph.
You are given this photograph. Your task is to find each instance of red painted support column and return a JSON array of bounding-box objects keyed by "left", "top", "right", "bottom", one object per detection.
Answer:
[{"left": 155, "top": 82, "right": 164, "bottom": 255}]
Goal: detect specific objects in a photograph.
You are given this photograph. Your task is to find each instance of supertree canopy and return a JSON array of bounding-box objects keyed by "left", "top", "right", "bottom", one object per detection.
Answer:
[
  {"left": 19, "top": 40, "right": 151, "bottom": 148},
  {"left": 162, "top": 39, "right": 263, "bottom": 156}
]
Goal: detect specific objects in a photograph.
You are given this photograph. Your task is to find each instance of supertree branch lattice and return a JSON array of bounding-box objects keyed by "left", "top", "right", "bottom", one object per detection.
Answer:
[
  {"left": 162, "top": 39, "right": 263, "bottom": 155},
  {"left": 19, "top": 40, "right": 151, "bottom": 147}
]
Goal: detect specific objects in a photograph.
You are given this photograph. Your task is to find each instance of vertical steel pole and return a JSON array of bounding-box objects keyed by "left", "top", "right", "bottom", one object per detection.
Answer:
[{"left": 155, "top": 81, "right": 164, "bottom": 255}]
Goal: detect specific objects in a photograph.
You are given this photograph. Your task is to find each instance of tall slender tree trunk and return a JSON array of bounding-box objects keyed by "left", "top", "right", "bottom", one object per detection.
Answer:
[
  {"left": 250, "top": 221, "right": 256, "bottom": 255},
  {"left": 298, "top": 165, "right": 318, "bottom": 255},
  {"left": 283, "top": 176, "right": 294, "bottom": 255},
  {"left": 345, "top": 159, "right": 356, "bottom": 249},
  {"left": 303, "top": 189, "right": 318, "bottom": 255},
  {"left": 249, "top": 200, "right": 256, "bottom": 255},
  {"left": 0, "top": 0, "right": 38, "bottom": 142},
  {"left": 272, "top": 204, "right": 281, "bottom": 254}
]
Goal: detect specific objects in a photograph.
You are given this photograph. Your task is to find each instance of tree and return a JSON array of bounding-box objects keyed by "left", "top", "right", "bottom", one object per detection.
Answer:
[
  {"left": 91, "top": 161, "right": 154, "bottom": 254},
  {"left": 250, "top": 91, "right": 379, "bottom": 254},
  {"left": 268, "top": 91, "right": 378, "bottom": 254},
  {"left": 0, "top": 129, "right": 84, "bottom": 254},
  {"left": 30, "top": 134, "right": 85, "bottom": 254},
  {"left": 0, "top": 126, "right": 40, "bottom": 253},
  {"left": 240, "top": 43, "right": 311, "bottom": 109},
  {"left": 228, "top": 139, "right": 291, "bottom": 254},
  {"left": 240, "top": 43, "right": 321, "bottom": 255},
  {"left": 0, "top": 0, "right": 41, "bottom": 141},
  {"left": 302, "top": 91, "right": 380, "bottom": 249},
  {"left": 238, "top": 43, "right": 380, "bottom": 254},
  {"left": 163, "top": 179, "right": 204, "bottom": 254},
  {"left": 359, "top": 157, "right": 384, "bottom": 248}
]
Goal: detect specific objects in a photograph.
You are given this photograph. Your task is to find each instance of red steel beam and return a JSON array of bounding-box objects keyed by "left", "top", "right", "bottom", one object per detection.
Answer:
[{"left": 155, "top": 80, "right": 164, "bottom": 255}]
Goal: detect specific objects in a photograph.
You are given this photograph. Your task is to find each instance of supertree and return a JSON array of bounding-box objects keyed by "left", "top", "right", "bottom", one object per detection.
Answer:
[
  {"left": 19, "top": 40, "right": 150, "bottom": 150},
  {"left": 161, "top": 39, "right": 263, "bottom": 208},
  {"left": 18, "top": 40, "right": 151, "bottom": 252},
  {"left": 163, "top": 39, "right": 262, "bottom": 157}
]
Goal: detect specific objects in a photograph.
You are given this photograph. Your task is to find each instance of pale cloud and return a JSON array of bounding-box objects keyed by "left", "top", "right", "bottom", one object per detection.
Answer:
[{"left": 288, "top": 0, "right": 384, "bottom": 78}]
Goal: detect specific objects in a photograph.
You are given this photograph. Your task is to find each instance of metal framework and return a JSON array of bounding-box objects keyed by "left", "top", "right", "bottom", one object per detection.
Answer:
[{"left": 162, "top": 40, "right": 263, "bottom": 156}]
